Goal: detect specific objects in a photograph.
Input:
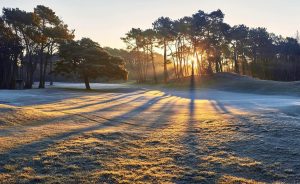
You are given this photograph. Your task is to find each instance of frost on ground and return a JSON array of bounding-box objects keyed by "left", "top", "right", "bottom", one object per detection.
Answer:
[{"left": 0, "top": 83, "right": 300, "bottom": 183}]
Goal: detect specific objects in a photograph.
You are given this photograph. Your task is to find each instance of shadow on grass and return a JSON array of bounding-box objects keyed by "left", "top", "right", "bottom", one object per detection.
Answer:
[
  {"left": 2, "top": 83, "right": 300, "bottom": 183},
  {"left": 0, "top": 93, "right": 170, "bottom": 162},
  {"left": 59, "top": 90, "right": 148, "bottom": 111}
]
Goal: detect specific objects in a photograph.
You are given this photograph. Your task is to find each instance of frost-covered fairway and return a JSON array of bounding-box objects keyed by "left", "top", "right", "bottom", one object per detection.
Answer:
[{"left": 0, "top": 83, "right": 300, "bottom": 183}]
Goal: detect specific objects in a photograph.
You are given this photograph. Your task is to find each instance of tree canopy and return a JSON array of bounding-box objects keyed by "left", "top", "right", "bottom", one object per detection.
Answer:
[
  {"left": 0, "top": 5, "right": 74, "bottom": 89},
  {"left": 122, "top": 9, "right": 300, "bottom": 82},
  {"left": 1, "top": 6, "right": 300, "bottom": 89},
  {"left": 55, "top": 38, "right": 128, "bottom": 90},
  {"left": 0, "top": 17, "right": 23, "bottom": 89}
]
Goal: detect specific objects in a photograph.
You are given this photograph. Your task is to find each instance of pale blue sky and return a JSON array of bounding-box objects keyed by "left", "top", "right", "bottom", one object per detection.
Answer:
[{"left": 1, "top": 0, "right": 299, "bottom": 49}]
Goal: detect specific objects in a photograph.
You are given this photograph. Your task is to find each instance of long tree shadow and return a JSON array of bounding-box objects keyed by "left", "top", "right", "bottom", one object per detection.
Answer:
[
  {"left": 3, "top": 87, "right": 145, "bottom": 108},
  {"left": 0, "top": 93, "right": 147, "bottom": 138},
  {"left": 58, "top": 90, "right": 148, "bottom": 111},
  {"left": 3, "top": 86, "right": 297, "bottom": 182},
  {"left": 87, "top": 96, "right": 147, "bottom": 114},
  {"left": 173, "top": 75, "right": 206, "bottom": 182},
  {"left": 210, "top": 100, "right": 231, "bottom": 114},
  {"left": 173, "top": 88, "right": 296, "bottom": 182},
  {"left": 0, "top": 93, "right": 171, "bottom": 166},
  {"left": 142, "top": 96, "right": 179, "bottom": 131},
  {"left": 0, "top": 89, "right": 86, "bottom": 107}
]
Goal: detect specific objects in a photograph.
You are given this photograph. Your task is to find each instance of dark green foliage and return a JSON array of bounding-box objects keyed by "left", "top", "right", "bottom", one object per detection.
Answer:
[
  {"left": 0, "top": 5, "right": 74, "bottom": 89},
  {"left": 124, "top": 9, "right": 300, "bottom": 82},
  {"left": 55, "top": 38, "right": 128, "bottom": 90},
  {"left": 2, "top": 8, "right": 40, "bottom": 89},
  {"left": 0, "top": 18, "right": 23, "bottom": 89},
  {"left": 34, "top": 5, "right": 74, "bottom": 88}
]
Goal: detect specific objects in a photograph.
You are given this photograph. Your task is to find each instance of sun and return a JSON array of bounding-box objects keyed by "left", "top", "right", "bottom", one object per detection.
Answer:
[{"left": 187, "top": 55, "right": 199, "bottom": 68}]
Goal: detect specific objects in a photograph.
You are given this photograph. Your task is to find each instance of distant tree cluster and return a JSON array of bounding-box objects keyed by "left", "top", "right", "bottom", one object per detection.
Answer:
[
  {"left": 104, "top": 47, "right": 165, "bottom": 82},
  {"left": 0, "top": 6, "right": 127, "bottom": 89},
  {"left": 0, "top": 6, "right": 74, "bottom": 89},
  {"left": 123, "top": 10, "right": 300, "bottom": 83}
]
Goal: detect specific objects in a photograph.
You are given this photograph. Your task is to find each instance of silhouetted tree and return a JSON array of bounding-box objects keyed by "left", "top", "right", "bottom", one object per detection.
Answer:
[
  {"left": 1, "top": 6, "right": 74, "bottom": 89},
  {"left": 34, "top": 5, "right": 74, "bottom": 88},
  {"left": 0, "top": 17, "right": 23, "bottom": 89},
  {"left": 123, "top": 9, "right": 300, "bottom": 82},
  {"left": 143, "top": 29, "right": 158, "bottom": 83},
  {"left": 229, "top": 25, "right": 249, "bottom": 74},
  {"left": 122, "top": 28, "right": 150, "bottom": 83},
  {"left": 153, "top": 17, "right": 174, "bottom": 83},
  {"left": 55, "top": 38, "right": 128, "bottom": 90},
  {"left": 2, "top": 8, "right": 40, "bottom": 89}
]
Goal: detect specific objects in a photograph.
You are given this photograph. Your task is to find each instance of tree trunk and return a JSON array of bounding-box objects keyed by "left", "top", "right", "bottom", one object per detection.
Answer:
[
  {"left": 42, "top": 54, "right": 50, "bottom": 88},
  {"left": 163, "top": 41, "right": 169, "bottom": 83},
  {"left": 10, "top": 58, "right": 18, "bottom": 89},
  {"left": 195, "top": 50, "right": 201, "bottom": 76},
  {"left": 151, "top": 50, "right": 158, "bottom": 83},
  {"left": 84, "top": 75, "right": 91, "bottom": 90},
  {"left": 241, "top": 57, "right": 246, "bottom": 75},
  {"left": 215, "top": 56, "right": 222, "bottom": 73},
  {"left": 39, "top": 45, "right": 45, "bottom": 89},
  {"left": 24, "top": 54, "right": 33, "bottom": 89},
  {"left": 234, "top": 51, "right": 239, "bottom": 74},
  {"left": 49, "top": 60, "right": 53, "bottom": 85}
]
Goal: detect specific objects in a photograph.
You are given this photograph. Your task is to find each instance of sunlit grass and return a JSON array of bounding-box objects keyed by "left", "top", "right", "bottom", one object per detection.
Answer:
[
  {"left": 0, "top": 87, "right": 298, "bottom": 183},
  {"left": 218, "top": 175, "right": 264, "bottom": 184}
]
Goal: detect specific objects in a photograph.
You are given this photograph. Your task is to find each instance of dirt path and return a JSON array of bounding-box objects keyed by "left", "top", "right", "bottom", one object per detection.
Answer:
[{"left": 0, "top": 84, "right": 300, "bottom": 183}]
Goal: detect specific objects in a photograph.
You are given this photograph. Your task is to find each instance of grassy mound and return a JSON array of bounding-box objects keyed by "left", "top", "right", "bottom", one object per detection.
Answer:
[{"left": 165, "top": 72, "right": 300, "bottom": 95}]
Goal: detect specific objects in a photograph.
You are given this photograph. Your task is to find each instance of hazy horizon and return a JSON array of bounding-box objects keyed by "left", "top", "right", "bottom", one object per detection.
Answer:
[{"left": 1, "top": 0, "right": 299, "bottom": 49}]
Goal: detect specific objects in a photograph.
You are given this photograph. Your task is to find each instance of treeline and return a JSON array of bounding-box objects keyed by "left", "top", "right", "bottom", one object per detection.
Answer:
[
  {"left": 122, "top": 9, "right": 300, "bottom": 83},
  {"left": 104, "top": 47, "right": 165, "bottom": 81},
  {"left": 0, "top": 6, "right": 127, "bottom": 90},
  {"left": 2, "top": 7, "right": 300, "bottom": 89},
  {"left": 0, "top": 6, "right": 74, "bottom": 89}
]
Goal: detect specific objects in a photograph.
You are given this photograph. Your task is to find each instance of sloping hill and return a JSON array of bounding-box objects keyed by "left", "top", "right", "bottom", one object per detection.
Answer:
[
  {"left": 167, "top": 73, "right": 300, "bottom": 96},
  {"left": 210, "top": 73, "right": 300, "bottom": 95}
]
